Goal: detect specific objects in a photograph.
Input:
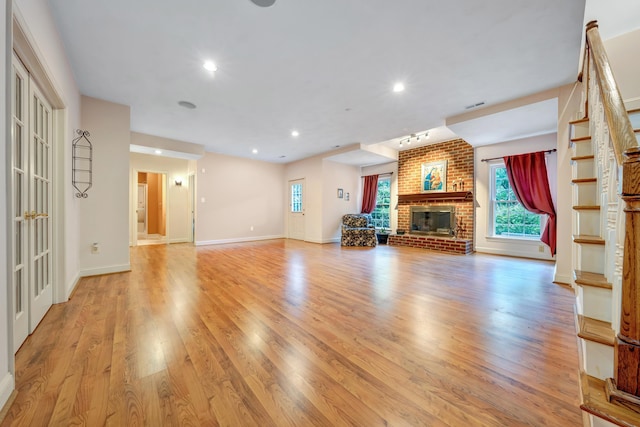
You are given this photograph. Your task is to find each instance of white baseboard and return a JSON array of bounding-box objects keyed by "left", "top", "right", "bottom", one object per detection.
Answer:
[
  {"left": 168, "top": 238, "right": 190, "bottom": 244},
  {"left": 305, "top": 237, "right": 340, "bottom": 244},
  {"left": 79, "top": 263, "right": 131, "bottom": 278},
  {"left": 553, "top": 273, "right": 573, "bottom": 287},
  {"left": 475, "top": 246, "right": 555, "bottom": 261},
  {"left": 0, "top": 372, "right": 14, "bottom": 413},
  {"left": 195, "top": 235, "right": 284, "bottom": 246},
  {"left": 65, "top": 273, "right": 81, "bottom": 300}
]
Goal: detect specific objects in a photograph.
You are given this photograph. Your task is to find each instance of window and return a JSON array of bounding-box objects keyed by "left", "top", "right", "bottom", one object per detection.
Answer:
[
  {"left": 370, "top": 177, "right": 391, "bottom": 229},
  {"left": 290, "top": 183, "right": 303, "bottom": 213},
  {"left": 490, "top": 163, "right": 542, "bottom": 238}
]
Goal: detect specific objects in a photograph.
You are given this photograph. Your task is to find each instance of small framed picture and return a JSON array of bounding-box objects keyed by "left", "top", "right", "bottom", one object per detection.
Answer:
[{"left": 337, "top": 188, "right": 344, "bottom": 198}]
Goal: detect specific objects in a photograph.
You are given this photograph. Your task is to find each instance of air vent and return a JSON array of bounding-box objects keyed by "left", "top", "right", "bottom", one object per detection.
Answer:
[
  {"left": 465, "top": 101, "right": 485, "bottom": 110},
  {"left": 178, "top": 101, "right": 196, "bottom": 109}
]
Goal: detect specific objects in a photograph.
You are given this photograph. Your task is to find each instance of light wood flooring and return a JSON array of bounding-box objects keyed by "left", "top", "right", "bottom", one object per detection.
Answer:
[{"left": 1, "top": 240, "right": 582, "bottom": 426}]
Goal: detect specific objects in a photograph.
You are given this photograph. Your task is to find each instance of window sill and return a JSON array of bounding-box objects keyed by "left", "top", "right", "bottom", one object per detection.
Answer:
[{"left": 486, "top": 236, "right": 541, "bottom": 244}]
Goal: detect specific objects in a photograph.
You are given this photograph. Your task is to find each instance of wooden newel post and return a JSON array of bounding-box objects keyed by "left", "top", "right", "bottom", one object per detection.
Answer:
[{"left": 607, "top": 147, "right": 640, "bottom": 405}]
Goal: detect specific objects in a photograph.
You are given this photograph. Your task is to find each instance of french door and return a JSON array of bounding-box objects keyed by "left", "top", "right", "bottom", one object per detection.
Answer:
[{"left": 12, "top": 54, "right": 54, "bottom": 352}]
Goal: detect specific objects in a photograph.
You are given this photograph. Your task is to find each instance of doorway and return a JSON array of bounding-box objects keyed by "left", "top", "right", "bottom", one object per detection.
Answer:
[
  {"left": 288, "top": 179, "right": 305, "bottom": 240},
  {"left": 189, "top": 173, "right": 196, "bottom": 243},
  {"left": 136, "top": 171, "right": 167, "bottom": 245},
  {"left": 11, "top": 54, "right": 54, "bottom": 352}
]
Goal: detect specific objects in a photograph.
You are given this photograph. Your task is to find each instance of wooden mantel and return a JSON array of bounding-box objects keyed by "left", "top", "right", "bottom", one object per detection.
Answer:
[{"left": 398, "top": 191, "right": 473, "bottom": 202}]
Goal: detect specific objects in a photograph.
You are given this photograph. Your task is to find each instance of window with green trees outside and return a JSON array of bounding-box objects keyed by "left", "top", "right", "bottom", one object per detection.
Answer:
[
  {"left": 491, "top": 164, "right": 542, "bottom": 238},
  {"left": 370, "top": 177, "right": 391, "bottom": 230}
]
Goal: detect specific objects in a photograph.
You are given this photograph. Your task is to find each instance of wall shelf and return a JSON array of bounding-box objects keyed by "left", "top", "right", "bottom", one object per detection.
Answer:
[
  {"left": 72, "top": 129, "right": 93, "bottom": 198},
  {"left": 398, "top": 191, "right": 473, "bottom": 202}
]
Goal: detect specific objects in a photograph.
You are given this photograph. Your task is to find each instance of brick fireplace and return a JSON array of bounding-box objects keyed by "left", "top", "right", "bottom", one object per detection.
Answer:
[{"left": 391, "top": 138, "right": 474, "bottom": 254}]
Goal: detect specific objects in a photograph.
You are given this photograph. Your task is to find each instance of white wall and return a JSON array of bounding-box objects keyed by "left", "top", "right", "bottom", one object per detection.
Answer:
[
  {"left": 129, "top": 150, "right": 193, "bottom": 245},
  {"left": 79, "top": 96, "right": 130, "bottom": 275},
  {"left": 1, "top": 0, "right": 12, "bottom": 410},
  {"left": 605, "top": 28, "right": 640, "bottom": 107},
  {"left": 196, "top": 152, "right": 285, "bottom": 245},
  {"left": 321, "top": 160, "right": 360, "bottom": 242},
  {"left": 475, "top": 133, "right": 558, "bottom": 260}
]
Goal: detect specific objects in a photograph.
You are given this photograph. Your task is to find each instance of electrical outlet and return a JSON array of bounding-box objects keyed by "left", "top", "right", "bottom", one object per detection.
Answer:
[
  {"left": 538, "top": 245, "right": 544, "bottom": 253},
  {"left": 91, "top": 242, "right": 100, "bottom": 254}
]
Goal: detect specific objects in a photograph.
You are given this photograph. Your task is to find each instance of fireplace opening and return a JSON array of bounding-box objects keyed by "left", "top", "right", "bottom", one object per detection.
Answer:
[{"left": 410, "top": 206, "right": 455, "bottom": 236}]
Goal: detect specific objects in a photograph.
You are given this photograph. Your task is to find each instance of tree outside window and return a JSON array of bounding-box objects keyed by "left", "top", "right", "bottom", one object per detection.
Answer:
[
  {"left": 370, "top": 178, "right": 391, "bottom": 229},
  {"left": 491, "top": 164, "right": 542, "bottom": 238}
]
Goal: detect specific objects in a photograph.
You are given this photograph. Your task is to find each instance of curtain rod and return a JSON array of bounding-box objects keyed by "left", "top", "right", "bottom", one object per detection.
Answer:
[
  {"left": 361, "top": 172, "right": 394, "bottom": 178},
  {"left": 480, "top": 149, "right": 557, "bottom": 163}
]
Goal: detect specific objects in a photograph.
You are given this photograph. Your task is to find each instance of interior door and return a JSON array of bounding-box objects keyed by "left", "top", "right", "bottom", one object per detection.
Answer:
[
  {"left": 137, "top": 183, "right": 147, "bottom": 233},
  {"left": 12, "top": 53, "right": 54, "bottom": 352},
  {"left": 12, "top": 55, "right": 29, "bottom": 350},
  {"left": 288, "top": 179, "right": 305, "bottom": 240}
]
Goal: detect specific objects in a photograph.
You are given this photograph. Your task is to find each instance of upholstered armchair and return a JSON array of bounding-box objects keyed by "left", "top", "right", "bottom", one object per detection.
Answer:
[{"left": 340, "top": 214, "right": 377, "bottom": 247}]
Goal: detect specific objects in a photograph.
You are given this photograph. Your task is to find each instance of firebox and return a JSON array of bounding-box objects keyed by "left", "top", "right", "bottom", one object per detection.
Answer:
[{"left": 410, "top": 206, "right": 455, "bottom": 236}]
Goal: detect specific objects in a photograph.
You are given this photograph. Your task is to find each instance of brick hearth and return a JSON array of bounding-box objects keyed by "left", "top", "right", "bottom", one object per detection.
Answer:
[{"left": 388, "top": 234, "right": 473, "bottom": 255}]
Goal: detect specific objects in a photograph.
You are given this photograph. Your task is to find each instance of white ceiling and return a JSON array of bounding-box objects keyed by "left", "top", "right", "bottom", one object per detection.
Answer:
[
  {"left": 49, "top": 0, "right": 588, "bottom": 164},
  {"left": 448, "top": 98, "right": 559, "bottom": 147}
]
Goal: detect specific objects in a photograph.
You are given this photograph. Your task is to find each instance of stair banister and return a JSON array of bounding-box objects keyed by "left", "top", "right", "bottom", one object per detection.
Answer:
[{"left": 585, "top": 20, "right": 640, "bottom": 405}]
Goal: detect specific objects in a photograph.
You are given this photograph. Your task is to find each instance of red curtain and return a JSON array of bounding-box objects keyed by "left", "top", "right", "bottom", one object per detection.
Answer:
[
  {"left": 504, "top": 151, "right": 557, "bottom": 255},
  {"left": 361, "top": 175, "right": 379, "bottom": 214}
]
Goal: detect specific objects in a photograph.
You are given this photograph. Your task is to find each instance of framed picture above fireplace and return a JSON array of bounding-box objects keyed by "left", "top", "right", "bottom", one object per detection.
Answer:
[{"left": 421, "top": 160, "right": 447, "bottom": 192}]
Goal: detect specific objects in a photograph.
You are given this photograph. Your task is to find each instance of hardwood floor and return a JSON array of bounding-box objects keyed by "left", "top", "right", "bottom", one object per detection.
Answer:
[{"left": 2, "top": 240, "right": 582, "bottom": 426}]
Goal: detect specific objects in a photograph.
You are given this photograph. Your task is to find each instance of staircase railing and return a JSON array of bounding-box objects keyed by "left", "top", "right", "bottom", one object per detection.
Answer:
[{"left": 583, "top": 20, "right": 640, "bottom": 408}]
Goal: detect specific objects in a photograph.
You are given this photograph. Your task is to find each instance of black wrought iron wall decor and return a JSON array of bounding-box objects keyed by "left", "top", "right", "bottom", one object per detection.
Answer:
[{"left": 72, "top": 129, "right": 92, "bottom": 198}]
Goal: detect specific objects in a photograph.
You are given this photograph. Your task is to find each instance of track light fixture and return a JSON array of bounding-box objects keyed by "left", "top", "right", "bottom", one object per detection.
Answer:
[{"left": 398, "top": 131, "right": 429, "bottom": 147}]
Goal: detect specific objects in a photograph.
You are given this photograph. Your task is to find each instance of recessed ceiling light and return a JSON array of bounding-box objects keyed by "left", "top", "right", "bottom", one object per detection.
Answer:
[
  {"left": 178, "top": 101, "right": 196, "bottom": 109},
  {"left": 155, "top": 149, "right": 162, "bottom": 155},
  {"left": 252, "top": 149, "right": 258, "bottom": 154},
  {"left": 203, "top": 61, "right": 218, "bottom": 72},
  {"left": 291, "top": 130, "right": 299, "bottom": 137},
  {"left": 393, "top": 82, "right": 405, "bottom": 93}
]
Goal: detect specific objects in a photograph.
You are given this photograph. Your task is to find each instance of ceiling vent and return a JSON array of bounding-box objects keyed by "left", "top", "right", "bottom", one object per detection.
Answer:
[{"left": 465, "top": 101, "right": 486, "bottom": 110}]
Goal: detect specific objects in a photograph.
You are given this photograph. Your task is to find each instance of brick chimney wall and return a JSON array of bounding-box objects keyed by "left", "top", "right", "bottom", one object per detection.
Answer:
[{"left": 397, "top": 138, "right": 474, "bottom": 242}]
